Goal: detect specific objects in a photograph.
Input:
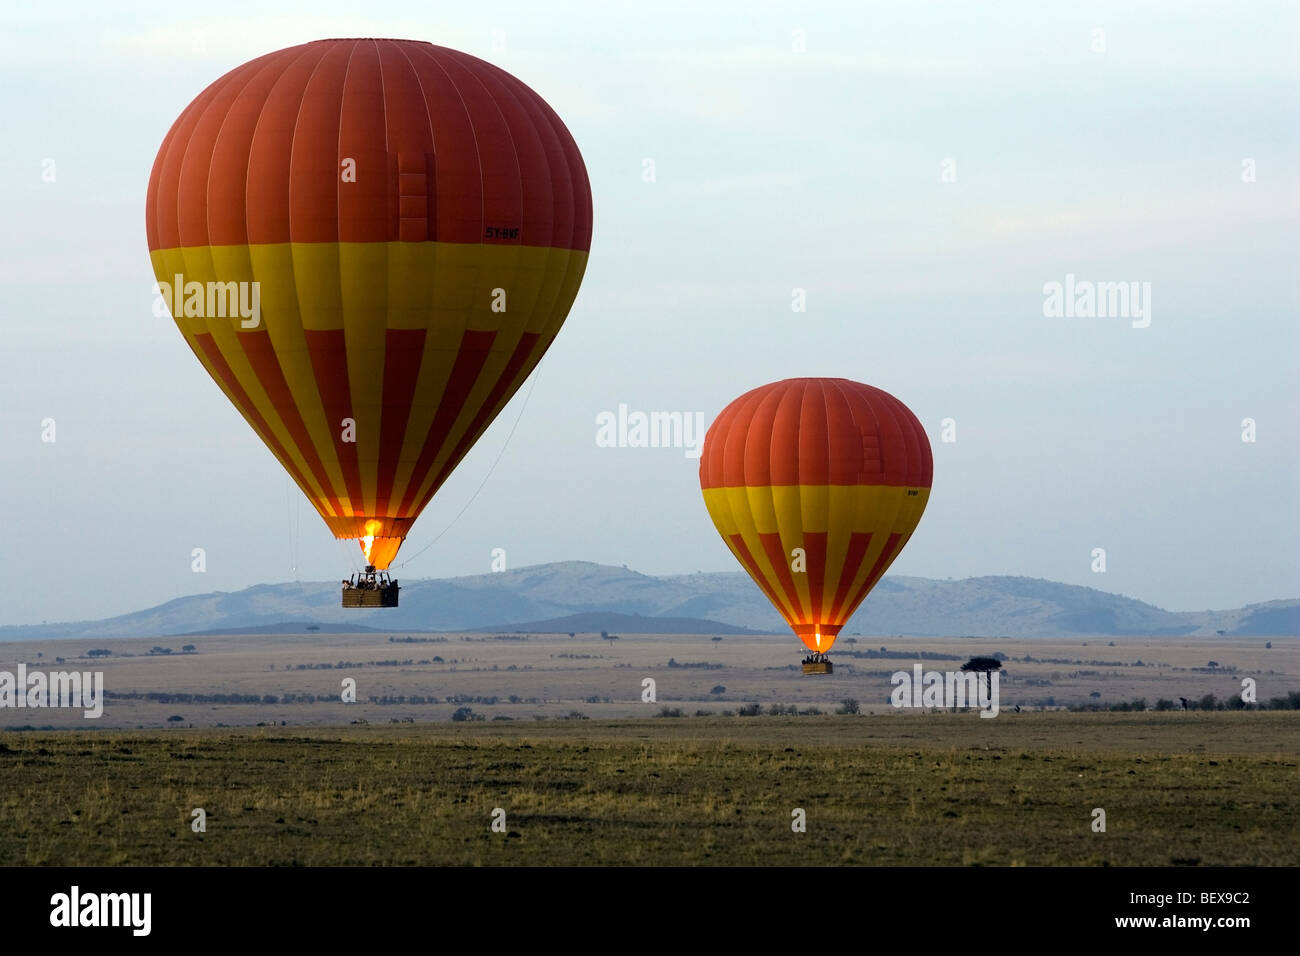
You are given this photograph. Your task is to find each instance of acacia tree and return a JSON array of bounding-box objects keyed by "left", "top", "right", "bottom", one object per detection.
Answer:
[{"left": 960, "top": 657, "right": 1003, "bottom": 700}]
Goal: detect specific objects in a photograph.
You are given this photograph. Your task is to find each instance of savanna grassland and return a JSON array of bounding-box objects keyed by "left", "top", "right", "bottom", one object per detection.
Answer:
[
  {"left": 1, "top": 631, "right": 1295, "bottom": 728},
  {"left": 1, "top": 713, "right": 1296, "bottom": 866}
]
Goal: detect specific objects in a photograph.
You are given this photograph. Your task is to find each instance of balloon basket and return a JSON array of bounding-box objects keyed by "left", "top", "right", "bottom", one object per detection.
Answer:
[
  {"left": 802, "top": 661, "right": 833, "bottom": 675},
  {"left": 342, "top": 566, "right": 400, "bottom": 608}
]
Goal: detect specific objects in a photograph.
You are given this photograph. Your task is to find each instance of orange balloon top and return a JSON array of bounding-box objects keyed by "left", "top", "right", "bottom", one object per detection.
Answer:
[
  {"left": 146, "top": 37, "right": 592, "bottom": 252},
  {"left": 700, "top": 378, "right": 933, "bottom": 491}
]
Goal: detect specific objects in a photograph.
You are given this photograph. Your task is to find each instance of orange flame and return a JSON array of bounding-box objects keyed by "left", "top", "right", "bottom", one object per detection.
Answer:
[{"left": 360, "top": 520, "right": 383, "bottom": 565}]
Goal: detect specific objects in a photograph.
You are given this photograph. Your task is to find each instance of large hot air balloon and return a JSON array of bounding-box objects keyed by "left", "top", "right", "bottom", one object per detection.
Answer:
[
  {"left": 699, "top": 378, "right": 932, "bottom": 672},
  {"left": 145, "top": 38, "right": 591, "bottom": 605}
]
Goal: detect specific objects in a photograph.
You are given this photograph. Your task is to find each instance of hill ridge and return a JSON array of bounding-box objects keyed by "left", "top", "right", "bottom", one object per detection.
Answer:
[{"left": 1, "top": 562, "right": 1295, "bottom": 640}]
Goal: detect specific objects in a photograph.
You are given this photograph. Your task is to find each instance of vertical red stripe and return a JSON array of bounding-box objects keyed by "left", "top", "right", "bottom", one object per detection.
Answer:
[
  {"left": 192, "top": 334, "right": 316, "bottom": 501},
  {"left": 802, "top": 530, "right": 827, "bottom": 629},
  {"left": 414, "top": 332, "right": 543, "bottom": 514},
  {"left": 239, "top": 330, "right": 342, "bottom": 515},
  {"left": 838, "top": 532, "right": 903, "bottom": 624},
  {"left": 759, "top": 531, "right": 805, "bottom": 623},
  {"left": 303, "top": 329, "right": 365, "bottom": 511},
  {"left": 728, "top": 534, "right": 789, "bottom": 625},
  {"left": 374, "top": 328, "right": 427, "bottom": 516},
  {"left": 396, "top": 330, "right": 496, "bottom": 515},
  {"left": 827, "top": 531, "right": 873, "bottom": 621}
]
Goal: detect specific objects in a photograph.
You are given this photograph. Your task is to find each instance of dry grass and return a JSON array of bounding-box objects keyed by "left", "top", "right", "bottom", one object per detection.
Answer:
[{"left": 2, "top": 712, "right": 1296, "bottom": 866}]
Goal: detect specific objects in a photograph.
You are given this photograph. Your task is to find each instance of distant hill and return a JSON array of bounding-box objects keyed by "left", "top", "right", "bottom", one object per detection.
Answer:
[
  {"left": 172, "top": 620, "right": 388, "bottom": 637},
  {"left": 470, "top": 611, "right": 770, "bottom": 636},
  {"left": 1, "top": 560, "right": 1295, "bottom": 641}
]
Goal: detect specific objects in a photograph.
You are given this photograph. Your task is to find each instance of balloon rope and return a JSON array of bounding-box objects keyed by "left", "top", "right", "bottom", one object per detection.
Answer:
[
  {"left": 391, "top": 359, "right": 544, "bottom": 570},
  {"left": 337, "top": 536, "right": 362, "bottom": 574},
  {"left": 286, "top": 476, "right": 295, "bottom": 578}
]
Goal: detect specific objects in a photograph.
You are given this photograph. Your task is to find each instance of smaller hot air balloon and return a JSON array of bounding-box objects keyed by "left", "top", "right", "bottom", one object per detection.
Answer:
[{"left": 699, "top": 378, "right": 933, "bottom": 674}]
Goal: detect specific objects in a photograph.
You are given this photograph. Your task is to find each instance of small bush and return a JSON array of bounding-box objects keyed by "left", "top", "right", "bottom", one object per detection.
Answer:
[
  {"left": 738, "top": 703, "right": 762, "bottom": 717},
  {"left": 837, "top": 698, "right": 860, "bottom": 715}
]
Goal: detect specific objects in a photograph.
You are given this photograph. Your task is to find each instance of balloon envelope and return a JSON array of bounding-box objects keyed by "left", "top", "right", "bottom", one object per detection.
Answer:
[
  {"left": 699, "top": 378, "right": 932, "bottom": 652},
  {"left": 145, "top": 38, "right": 592, "bottom": 568}
]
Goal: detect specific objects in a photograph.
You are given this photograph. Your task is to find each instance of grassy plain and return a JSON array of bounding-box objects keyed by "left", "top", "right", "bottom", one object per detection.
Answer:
[{"left": 1, "top": 713, "right": 1296, "bottom": 866}]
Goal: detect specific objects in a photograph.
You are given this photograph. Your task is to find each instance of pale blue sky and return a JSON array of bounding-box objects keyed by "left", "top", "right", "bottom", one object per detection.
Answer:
[{"left": 0, "top": 0, "right": 1296, "bottom": 623}]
